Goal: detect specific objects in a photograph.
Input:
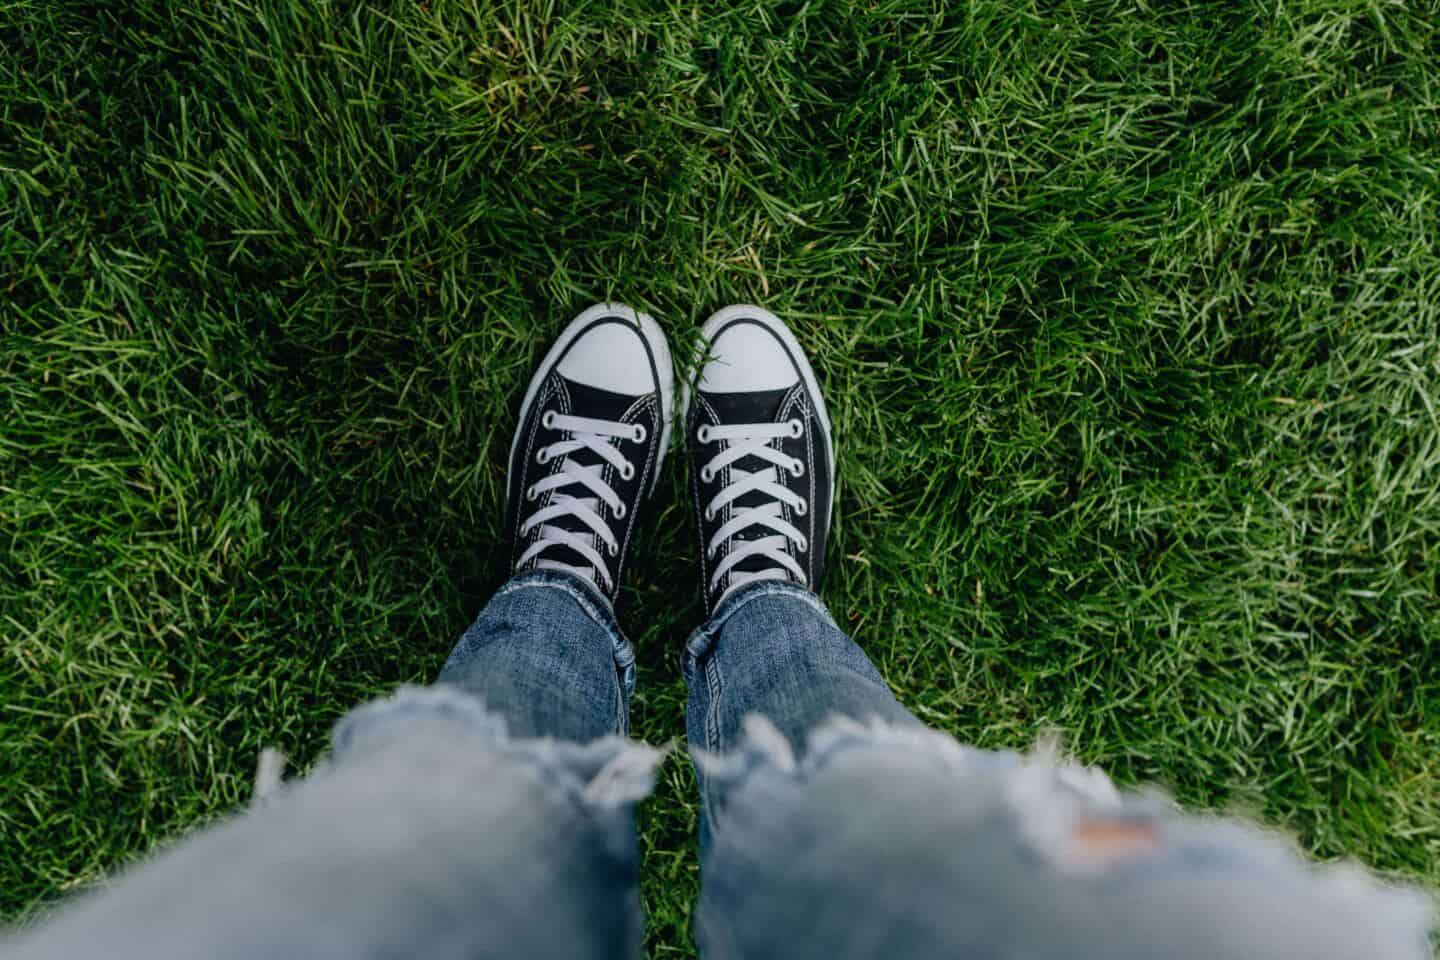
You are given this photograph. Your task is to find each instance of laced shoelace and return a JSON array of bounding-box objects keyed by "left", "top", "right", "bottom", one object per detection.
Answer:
[
  {"left": 519, "top": 410, "right": 646, "bottom": 592},
  {"left": 697, "top": 418, "right": 808, "bottom": 602}
]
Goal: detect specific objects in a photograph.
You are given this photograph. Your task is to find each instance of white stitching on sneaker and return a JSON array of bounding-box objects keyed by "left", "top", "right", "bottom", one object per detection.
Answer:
[
  {"left": 697, "top": 420, "right": 808, "bottom": 603},
  {"left": 519, "top": 411, "right": 640, "bottom": 592}
]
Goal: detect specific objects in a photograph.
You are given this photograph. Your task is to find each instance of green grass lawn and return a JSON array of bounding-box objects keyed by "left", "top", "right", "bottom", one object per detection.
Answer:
[{"left": 3, "top": 0, "right": 1438, "bottom": 953}]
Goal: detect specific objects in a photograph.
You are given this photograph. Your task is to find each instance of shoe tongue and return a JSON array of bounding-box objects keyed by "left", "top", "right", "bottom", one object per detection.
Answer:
[
  {"left": 532, "top": 377, "right": 636, "bottom": 579},
  {"left": 703, "top": 388, "right": 796, "bottom": 583}
]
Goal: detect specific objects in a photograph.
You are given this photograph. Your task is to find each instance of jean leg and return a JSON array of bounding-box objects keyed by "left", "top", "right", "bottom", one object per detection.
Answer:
[
  {"left": 685, "top": 584, "right": 1429, "bottom": 958},
  {"left": 683, "top": 582, "right": 918, "bottom": 822},
  {"left": 5, "top": 686, "right": 660, "bottom": 960},
  {"left": 441, "top": 569, "right": 635, "bottom": 740}
]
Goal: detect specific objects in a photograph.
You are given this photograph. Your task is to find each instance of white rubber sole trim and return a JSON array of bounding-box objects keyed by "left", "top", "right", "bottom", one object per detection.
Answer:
[
  {"left": 508, "top": 302, "right": 675, "bottom": 501},
  {"left": 679, "top": 304, "right": 836, "bottom": 535}
]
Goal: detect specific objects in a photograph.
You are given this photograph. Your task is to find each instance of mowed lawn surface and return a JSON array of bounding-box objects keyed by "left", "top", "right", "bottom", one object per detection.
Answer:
[{"left": 3, "top": 0, "right": 1438, "bottom": 952}]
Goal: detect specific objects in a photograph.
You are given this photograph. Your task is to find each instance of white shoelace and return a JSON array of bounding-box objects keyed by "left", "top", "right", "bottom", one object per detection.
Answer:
[
  {"left": 519, "top": 410, "right": 645, "bottom": 593},
  {"left": 697, "top": 419, "right": 809, "bottom": 603}
]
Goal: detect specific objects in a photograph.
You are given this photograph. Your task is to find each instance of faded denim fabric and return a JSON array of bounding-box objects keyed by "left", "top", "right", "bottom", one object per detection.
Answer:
[
  {"left": 683, "top": 581, "right": 920, "bottom": 839},
  {"left": 685, "top": 583, "right": 1430, "bottom": 959},
  {"left": 439, "top": 569, "right": 635, "bottom": 739},
  {"left": 4, "top": 685, "right": 659, "bottom": 960},
  {"left": 4, "top": 574, "right": 1430, "bottom": 960},
  {"left": 694, "top": 714, "right": 1430, "bottom": 960}
]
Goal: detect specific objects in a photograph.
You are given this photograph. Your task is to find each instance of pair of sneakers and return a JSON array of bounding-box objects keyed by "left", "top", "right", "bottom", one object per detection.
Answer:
[{"left": 506, "top": 303, "right": 834, "bottom": 616}]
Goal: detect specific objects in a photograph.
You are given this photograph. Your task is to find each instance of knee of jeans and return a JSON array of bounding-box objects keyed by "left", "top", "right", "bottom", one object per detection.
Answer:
[{"left": 697, "top": 716, "right": 1432, "bottom": 960}]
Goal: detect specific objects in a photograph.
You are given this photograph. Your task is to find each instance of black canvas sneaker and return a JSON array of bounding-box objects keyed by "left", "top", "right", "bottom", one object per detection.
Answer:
[
  {"left": 507, "top": 303, "right": 673, "bottom": 605},
  {"left": 681, "top": 305, "right": 835, "bottom": 616}
]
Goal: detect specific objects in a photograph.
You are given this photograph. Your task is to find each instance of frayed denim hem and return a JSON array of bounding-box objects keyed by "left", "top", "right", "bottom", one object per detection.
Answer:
[{"left": 330, "top": 685, "right": 663, "bottom": 809}]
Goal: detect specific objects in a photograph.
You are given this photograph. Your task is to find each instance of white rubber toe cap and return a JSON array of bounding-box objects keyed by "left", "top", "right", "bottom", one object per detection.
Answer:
[
  {"left": 699, "top": 312, "right": 800, "bottom": 393},
  {"left": 556, "top": 307, "right": 658, "bottom": 395}
]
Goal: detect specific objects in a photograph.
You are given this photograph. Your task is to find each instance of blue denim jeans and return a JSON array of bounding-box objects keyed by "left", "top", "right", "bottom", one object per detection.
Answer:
[{"left": 5, "top": 571, "right": 1429, "bottom": 959}]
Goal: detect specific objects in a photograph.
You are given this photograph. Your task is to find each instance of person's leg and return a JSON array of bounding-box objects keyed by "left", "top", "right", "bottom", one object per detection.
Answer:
[
  {"left": 441, "top": 300, "right": 676, "bottom": 743},
  {"left": 681, "top": 305, "right": 1430, "bottom": 960},
  {"left": 681, "top": 304, "right": 919, "bottom": 827},
  {"left": 6, "top": 304, "right": 676, "bottom": 960}
]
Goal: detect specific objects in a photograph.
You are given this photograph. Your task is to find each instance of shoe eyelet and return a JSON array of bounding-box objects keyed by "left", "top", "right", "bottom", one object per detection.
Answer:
[
  {"left": 789, "top": 459, "right": 805, "bottom": 478},
  {"left": 697, "top": 424, "right": 712, "bottom": 443},
  {"left": 700, "top": 466, "right": 714, "bottom": 484},
  {"left": 519, "top": 520, "right": 532, "bottom": 536},
  {"left": 794, "top": 500, "right": 808, "bottom": 516},
  {"left": 620, "top": 462, "right": 635, "bottom": 481},
  {"left": 787, "top": 418, "right": 803, "bottom": 438},
  {"left": 704, "top": 507, "right": 715, "bottom": 522},
  {"left": 797, "top": 535, "right": 808, "bottom": 550},
  {"left": 526, "top": 484, "right": 539, "bottom": 501},
  {"left": 542, "top": 410, "right": 557, "bottom": 430},
  {"left": 632, "top": 424, "right": 647, "bottom": 443},
  {"left": 613, "top": 501, "right": 628, "bottom": 519},
  {"left": 536, "top": 449, "right": 550, "bottom": 465},
  {"left": 607, "top": 540, "right": 618, "bottom": 557}
]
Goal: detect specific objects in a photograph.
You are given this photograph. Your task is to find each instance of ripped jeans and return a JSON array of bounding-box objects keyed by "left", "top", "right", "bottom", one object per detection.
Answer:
[{"left": 6, "top": 571, "right": 1429, "bottom": 959}]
